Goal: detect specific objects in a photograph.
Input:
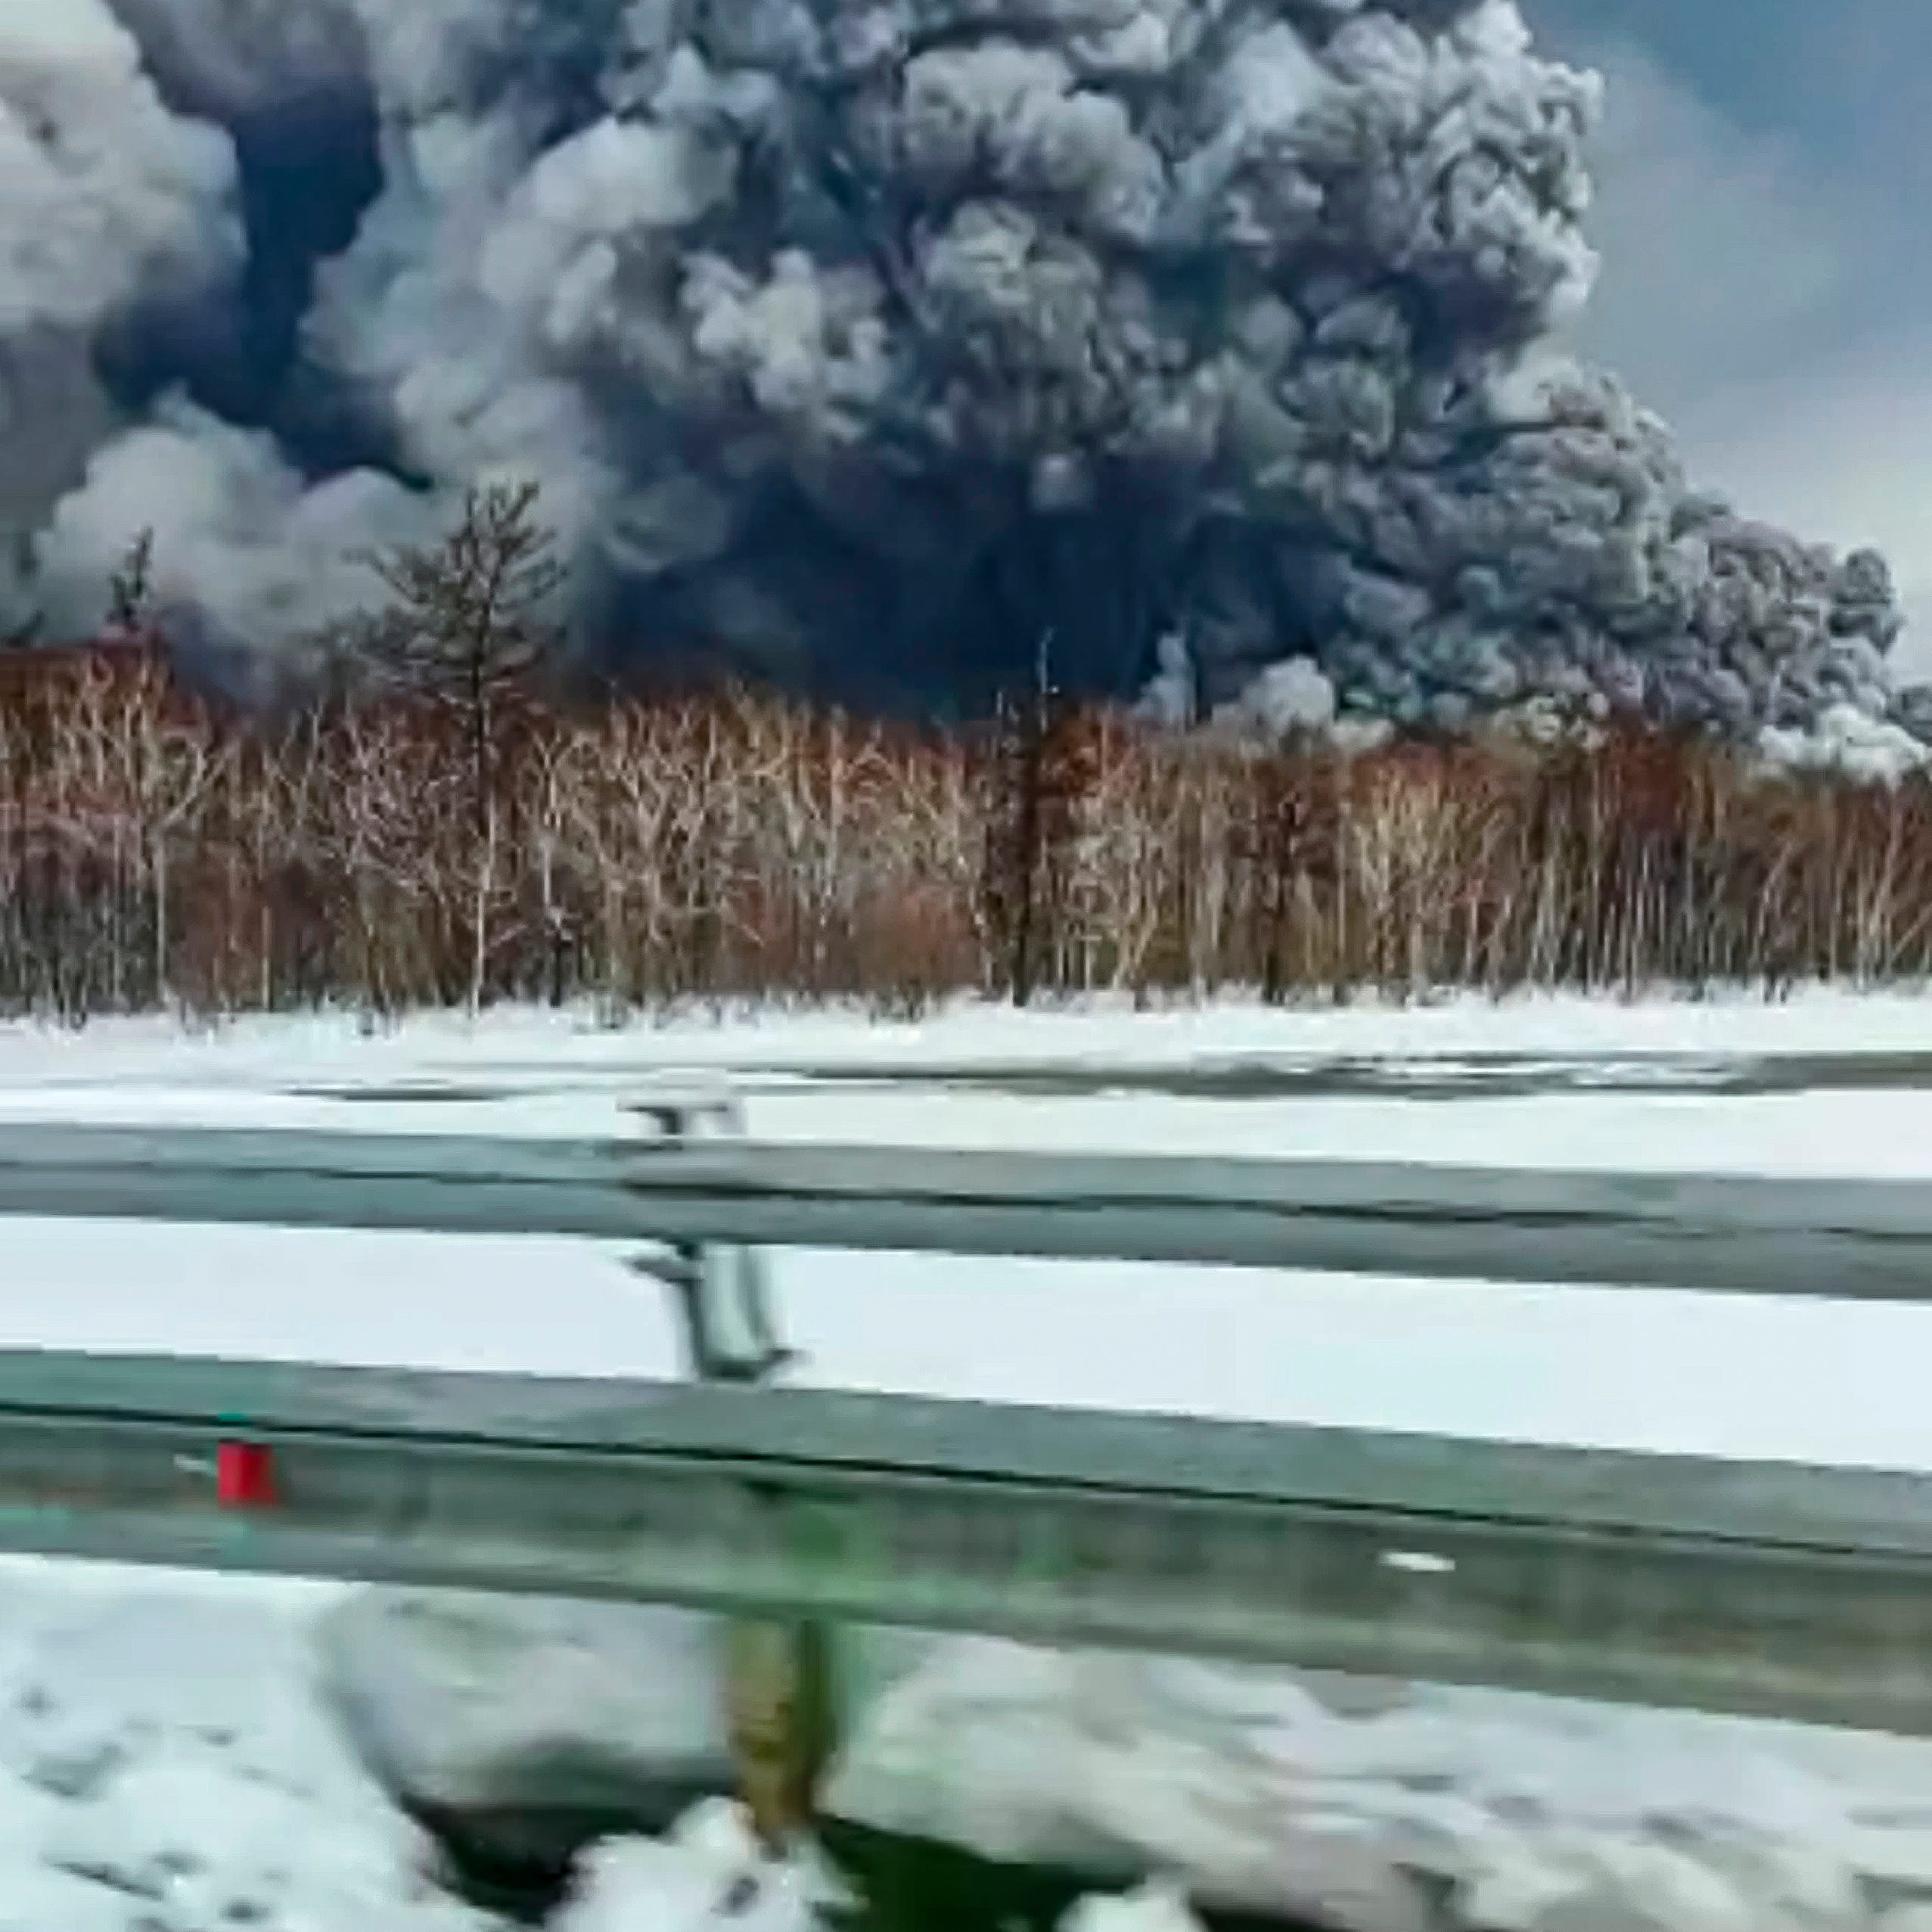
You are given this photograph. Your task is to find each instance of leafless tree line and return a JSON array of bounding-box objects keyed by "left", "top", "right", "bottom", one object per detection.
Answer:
[{"left": 6, "top": 649, "right": 1932, "bottom": 1021}]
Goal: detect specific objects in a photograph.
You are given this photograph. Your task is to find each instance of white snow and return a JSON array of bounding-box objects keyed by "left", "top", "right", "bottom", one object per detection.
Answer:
[
  {"left": 1061, "top": 1887, "right": 1208, "bottom": 1932},
  {"left": 0, "top": 1557, "right": 827, "bottom": 1932},
  {"left": 6, "top": 980, "right": 1932, "bottom": 1075},
  {"left": 15, "top": 988, "right": 1932, "bottom": 1178},
  {"left": 0, "top": 1556, "right": 493, "bottom": 1931},
  {"left": 316, "top": 1592, "right": 732, "bottom": 1816},
  {"left": 555, "top": 1801, "right": 827, "bottom": 1932},
  {"left": 825, "top": 1635, "right": 1932, "bottom": 1929},
  {"left": 12, "top": 992, "right": 1932, "bottom": 1927},
  {"left": 12, "top": 994, "right": 1932, "bottom": 1465}
]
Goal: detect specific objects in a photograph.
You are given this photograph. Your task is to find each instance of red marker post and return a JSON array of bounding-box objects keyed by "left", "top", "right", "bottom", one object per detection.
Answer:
[{"left": 216, "top": 1440, "right": 278, "bottom": 1510}]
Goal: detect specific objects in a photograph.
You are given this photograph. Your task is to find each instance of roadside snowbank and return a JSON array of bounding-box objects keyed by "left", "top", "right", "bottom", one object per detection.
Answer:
[
  {"left": 0, "top": 1561, "right": 823, "bottom": 1932},
  {"left": 827, "top": 1636, "right": 1932, "bottom": 1932},
  {"left": 15, "top": 999, "right": 1932, "bottom": 1927},
  {"left": 0, "top": 1559, "right": 489, "bottom": 1932},
  {"left": 303, "top": 1582, "right": 1932, "bottom": 1932},
  {"left": 556, "top": 1802, "right": 823, "bottom": 1932},
  {"left": 318, "top": 1590, "right": 736, "bottom": 1886}
]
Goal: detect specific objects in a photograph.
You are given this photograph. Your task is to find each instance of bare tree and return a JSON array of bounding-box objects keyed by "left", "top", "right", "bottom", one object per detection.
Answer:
[
  {"left": 106, "top": 529, "right": 157, "bottom": 639},
  {"left": 352, "top": 481, "right": 566, "bottom": 833}
]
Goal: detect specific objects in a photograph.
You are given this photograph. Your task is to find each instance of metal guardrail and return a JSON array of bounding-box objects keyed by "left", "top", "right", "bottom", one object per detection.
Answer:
[
  {"left": 8, "top": 1097, "right": 1932, "bottom": 1739},
  {"left": 5, "top": 1122, "right": 1932, "bottom": 1297},
  {"left": 5, "top": 1350, "right": 1932, "bottom": 1736}
]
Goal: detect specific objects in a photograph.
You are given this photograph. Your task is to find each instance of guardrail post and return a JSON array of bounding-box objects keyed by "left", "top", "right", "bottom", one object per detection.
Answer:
[
  {"left": 626, "top": 1079, "right": 831, "bottom": 1848},
  {"left": 627, "top": 1081, "right": 793, "bottom": 1384}
]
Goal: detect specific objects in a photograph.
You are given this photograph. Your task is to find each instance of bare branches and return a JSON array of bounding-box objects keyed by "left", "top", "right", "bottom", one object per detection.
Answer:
[
  {"left": 347, "top": 480, "right": 564, "bottom": 831},
  {"left": 7, "top": 650, "right": 1932, "bottom": 1020},
  {"left": 106, "top": 529, "right": 157, "bottom": 639},
  {"left": 355, "top": 482, "right": 564, "bottom": 695}
]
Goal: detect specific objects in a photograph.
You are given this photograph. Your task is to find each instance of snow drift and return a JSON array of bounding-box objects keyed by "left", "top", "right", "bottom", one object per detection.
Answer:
[{"left": 0, "top": 0, "right": 1915, "bottom": 731}]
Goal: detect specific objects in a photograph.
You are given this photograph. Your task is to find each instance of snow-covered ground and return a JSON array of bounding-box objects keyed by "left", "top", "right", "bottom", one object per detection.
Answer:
[
  {"left": 10, "top": 990, "right": 1932, "bottom": 1929},
  {"left": 12, "top": 987, "right": 1932, "bottom": 1179},
  {"left": 0, "top": 1557, "right": 487, "bottom": 1932},
  {"left": 10, "top": 991, "right": 1932, "bottom": 1465},
  {"left": 0, "top": 1558, "right": 812, "bottom": 1932}
]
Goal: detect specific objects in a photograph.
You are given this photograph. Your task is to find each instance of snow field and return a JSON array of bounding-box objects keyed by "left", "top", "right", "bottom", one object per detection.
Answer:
[{"left": 11, "top": 993, "right": 1932, "bottom": 1927}]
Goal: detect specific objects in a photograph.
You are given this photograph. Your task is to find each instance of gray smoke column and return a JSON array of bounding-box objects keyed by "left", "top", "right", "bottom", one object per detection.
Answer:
[{"left": 0, "top": 0, "right": 1912, "bottom": 732}]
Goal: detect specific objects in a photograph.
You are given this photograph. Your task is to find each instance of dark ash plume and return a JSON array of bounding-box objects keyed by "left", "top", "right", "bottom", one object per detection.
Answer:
[{"left": 1, "top": 0, "right": 1915, "bottom": 746}]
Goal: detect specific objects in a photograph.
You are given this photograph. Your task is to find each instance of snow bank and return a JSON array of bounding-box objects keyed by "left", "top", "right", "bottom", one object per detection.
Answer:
[
  {"left": 0, "top": 1564, "right": 831, "bottom": 1932},
  {"left": 825, "top": 1639, "right": 1436, "bottom": 1928},
  {"left": 17, "top": 1004, "right": 1932, "bottom": 1927},
  {"left": 1062, "top": 1884, "right": 1210, "bottom": 1932},
  {"left": 301, "top": 1586, "right": 1932, "bottom": 1930},
  {"left": 0, "top": 1561, "right": 494, "bottom": 1931},
  {"left": 318, "top": 1591, "right": 737, "bottom": 1856},
  {"left": 11, "top": 1536, "right": 1932, "bottom": 1932},
  {"left": 556, "top": 1800, "right": 823, "bottom": 1932},
  {"left": 825, "top": 1636, "right": 1932, "bottom": 1931}
]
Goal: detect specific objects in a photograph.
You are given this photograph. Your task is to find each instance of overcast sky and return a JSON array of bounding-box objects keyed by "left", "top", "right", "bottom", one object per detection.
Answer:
[{"left": 1528, "top": 0, "right": 1932, "bottom": 671}]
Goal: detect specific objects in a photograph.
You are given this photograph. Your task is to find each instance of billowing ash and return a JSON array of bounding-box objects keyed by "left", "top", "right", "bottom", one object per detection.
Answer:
[{"left": 0, "top": 0, "right": 1912, "bottom": 732}]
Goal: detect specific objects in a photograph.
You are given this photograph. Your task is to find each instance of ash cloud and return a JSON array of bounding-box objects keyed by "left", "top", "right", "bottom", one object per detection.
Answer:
[{"left": 0, "top": 0, "right": 1913, "bottom": 733}]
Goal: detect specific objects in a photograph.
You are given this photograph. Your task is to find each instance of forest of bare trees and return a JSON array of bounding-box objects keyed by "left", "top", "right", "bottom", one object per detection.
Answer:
[
  {"left": 2, "top": 486, "right": 1929, "bottom": 1019},
  {"left": 6, "top": 640, "right": 1932, "bottom": 1022}
]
